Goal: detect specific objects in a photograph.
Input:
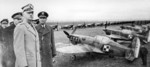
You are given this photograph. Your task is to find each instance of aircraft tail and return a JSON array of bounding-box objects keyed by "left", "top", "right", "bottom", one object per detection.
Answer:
[
  {"left": 125, "top": 37, "right": 141, "bottom": 61},
  {"left": 132, "top": 37, "right": 141, "bottom": 58},
  {"left": 147, "top": 26, "right": 150, "bottom": 42}
]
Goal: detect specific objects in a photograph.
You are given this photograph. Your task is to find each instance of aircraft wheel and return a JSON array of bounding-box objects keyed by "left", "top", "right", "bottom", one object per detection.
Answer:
[
  {"left": 86, "top": 52, "right": 96, "bottom": 58},
  {"left": 70, "top": 54, "right": 76, "bottom": 60},
  {"left": 109, "top": 55, "right": 114, "bottom": 58},
  {"left": 108, "top": 53, "right": 114, "bottom": 58},
  {"left": 108, "top": 50, "right": 114, "bottom": 58}
]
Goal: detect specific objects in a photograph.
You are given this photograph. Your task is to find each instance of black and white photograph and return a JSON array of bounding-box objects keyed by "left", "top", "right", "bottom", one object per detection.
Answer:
[{"left": 0, "top": 0, "right": 150, "bottom": 67}]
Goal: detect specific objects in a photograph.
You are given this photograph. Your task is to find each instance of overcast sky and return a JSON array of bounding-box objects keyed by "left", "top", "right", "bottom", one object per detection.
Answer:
[{"left": 0, "top": 0, "right": 150, "bottom": 22}]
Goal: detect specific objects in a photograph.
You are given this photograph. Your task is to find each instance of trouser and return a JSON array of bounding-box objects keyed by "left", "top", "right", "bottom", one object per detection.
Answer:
[
  {"left": 2, "top": 45, "right": 16, "bottom": 67},
  {"left": 141, "top": 55, "right": 147, "bottom": 65},
  {"left": 40, "top": 52, "right": 53, "bottom": 67}
]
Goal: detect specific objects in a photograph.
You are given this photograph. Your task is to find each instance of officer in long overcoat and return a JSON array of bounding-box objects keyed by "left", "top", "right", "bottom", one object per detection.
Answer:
[
  {"left": 14, "top": 4, "right": 41, "bottom": 67},
  {"left": 1, "top": 12, "right": 22, "bottom": 67},
  {"left": 36, "top": 11, "right": 56, "bottom": 67}
]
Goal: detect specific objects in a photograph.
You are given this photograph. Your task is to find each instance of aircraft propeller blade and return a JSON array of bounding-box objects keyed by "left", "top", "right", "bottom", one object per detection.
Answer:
[
  {"left": 63, "top": 31, "right": 70, "bottom": 38},
  {"left": 71, "top": 26, "right": 77, "bottom": 34}
]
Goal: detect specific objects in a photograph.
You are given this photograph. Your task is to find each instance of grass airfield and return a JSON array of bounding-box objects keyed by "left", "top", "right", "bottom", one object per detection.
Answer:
[{"left": 53, "top": 24, "right": 150, "bottom": 67}]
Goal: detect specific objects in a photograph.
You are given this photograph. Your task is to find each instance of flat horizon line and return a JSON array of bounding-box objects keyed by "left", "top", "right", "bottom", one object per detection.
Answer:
[{"left": 46, "top": 19, "right": 150, "bottom": 23}]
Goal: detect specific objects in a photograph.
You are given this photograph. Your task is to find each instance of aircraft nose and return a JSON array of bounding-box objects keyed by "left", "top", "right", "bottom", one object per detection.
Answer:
[{"left": 70, "top": 36, "right": 81, "bottom": 45}]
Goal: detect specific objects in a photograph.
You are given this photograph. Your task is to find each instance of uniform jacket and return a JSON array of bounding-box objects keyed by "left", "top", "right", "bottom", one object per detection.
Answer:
[
  {"left": 140, "top": 46, "right": 148, "bottom": 56},
  {"left": 14, "top": 22, "right": 41, "bottom": 67},
  {"left": 0, "top": 24, "right": 16, "bottom": 45},
  {"left": 36, "top": 24, "right": 56, "bottom": 67},
  {"left": 4, "top": 24, "right": 16, "bottom": 46},
  {"left": 0, "top": 26, "right": 5, "bottom": 42},
  {"left": 2, "top": 24, "right": 16, "bottom": 67},
  {"left": 137, "top": 30, "right": 149, "bottom": 45}
]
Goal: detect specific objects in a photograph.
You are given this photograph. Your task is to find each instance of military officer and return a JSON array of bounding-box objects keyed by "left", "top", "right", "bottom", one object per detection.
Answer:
[
  {"left": 11, "top": 12, "right": 23, "bottom": 25},
  {"left": 0, "top": 19, "right": 9, "bottom": 29},
  {"left": 32, "top": 19, "right": 39, "bottom": 26},
  {"left": 14, "top": 4, "right": 41, "bottom": 67},
  {"left": 0, "top": 19, "right": 9, "bottom": 42},
  {"left": 1, "top": 12, "right": 23, "bottom": 67},
  {"left": 139, "top": 45, "right": 148, "bottom": 66},
  {"left": 36, "top": 11, "right": 56, "bottom": 67}
]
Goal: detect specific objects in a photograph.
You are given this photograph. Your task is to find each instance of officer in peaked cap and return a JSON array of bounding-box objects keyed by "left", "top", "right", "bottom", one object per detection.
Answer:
[
  {"left": 0, "top": 19, "right": 9, "bottom": 42},
  {"left": 1, "top": 19, "right": 9, "bottom": 29},
  {"left": 37, "top": 11, "right": 49, "bottom": 25},
  {"left": 11, "top": 12, "right": 23, "bottom": 25},
  {"left": 139, "top": 45, "right": 148, "bottom": 66},
  {"left": 14, "top": 4, "right": 41, "bottom": 67},
  {"left": 0, "top": 13, "right": 22, "bottom": 67},
  {"left": 36, "top": 11, "right": 56, "bottom": 67}
]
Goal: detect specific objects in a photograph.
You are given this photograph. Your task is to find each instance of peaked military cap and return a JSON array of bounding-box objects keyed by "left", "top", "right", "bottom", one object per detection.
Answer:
[
  {"left": 22, "top": 4, "right": 34, "bottom": 12},
  {"left": 38, "top": 11, "right": 49, "bottom": 18},
  {"left": 12, "top": 12, "right": 22, "bottom": 19},
  {"left": 1, "top": 19, "right": 9, "bottom": 23},
  {"left": 33, "top": 19, "right": 39, "bottom": 24}
]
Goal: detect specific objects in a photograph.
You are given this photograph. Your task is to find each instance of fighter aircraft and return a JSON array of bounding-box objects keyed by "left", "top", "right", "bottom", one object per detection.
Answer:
[
  {"left": 95, "top": 23, "right": 103, "bottom": 26},
  {"left": 103, "top": 21, "right": 149, "bottom": 41},
  {"left": 86, "top": 23, "right": 95, "bottom": 27},
  {"left": 61, "top": 24, "right": 74, "bottom": 30},
  {"left": 51, "top": 25, "right": 58, "bottom": 31},
  {"left": 103, "top": 25, "right": 149, "bottom": 45},
  {"left": 103, "top": 24, "right": 150, "bottom": 56},
  {"left": 120, "top": 25, "right": 143, "bottom": 33},
  {"left": 56, "top": 28, "right": 141, "bottom": 62},
  {"left": 75, "top": 23, "right": 86, "bottom": 28},
  {"left": 103, "top": 29, "right": 133, "bottom": 42}
]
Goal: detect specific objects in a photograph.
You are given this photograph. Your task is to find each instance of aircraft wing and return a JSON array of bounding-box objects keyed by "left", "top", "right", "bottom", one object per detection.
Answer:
[
  {"left": 103, "top": 29, "right": 131, "bottom": 38},
  {"left": 107, "top": 35, "right": 131, "bottom": 41},
  {"left": 56, "top": 44, "right": 103, "bottom": 53}
]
